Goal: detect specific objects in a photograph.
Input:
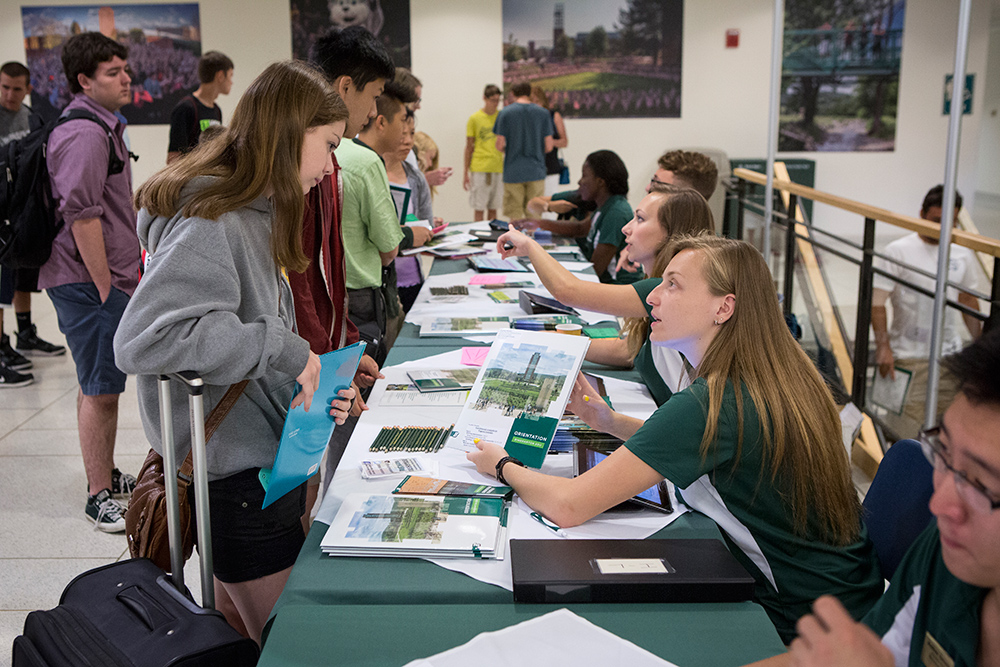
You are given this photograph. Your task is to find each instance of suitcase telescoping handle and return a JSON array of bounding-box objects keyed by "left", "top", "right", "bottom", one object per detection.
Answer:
[{"left": 157, "top": 372, "right": 215, "bottom": 610}]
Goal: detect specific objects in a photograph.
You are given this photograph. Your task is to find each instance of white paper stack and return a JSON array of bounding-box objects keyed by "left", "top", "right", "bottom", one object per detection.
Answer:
[{"left": 320, "top": 493, "right": 509, "bottom": 560}]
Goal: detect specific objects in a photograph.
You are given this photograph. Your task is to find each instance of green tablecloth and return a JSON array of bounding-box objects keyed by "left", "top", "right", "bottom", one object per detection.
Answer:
[
  {"left": 258, "top": 254, "right": 786, "bottom": 664},
  {"left": 259, "top": 601, "right": 785, "bottom": 667},
  {"left": 270, "top": 513, "right": 724, "bottom": 615}
]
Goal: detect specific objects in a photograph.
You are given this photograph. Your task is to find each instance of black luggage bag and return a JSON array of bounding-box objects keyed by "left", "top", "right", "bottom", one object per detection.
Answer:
[{"left": 13, "top": 373, "right": 259, "bottom": 666}]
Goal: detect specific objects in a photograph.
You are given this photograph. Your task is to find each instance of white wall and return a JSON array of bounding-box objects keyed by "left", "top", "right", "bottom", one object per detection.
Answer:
[
  {"left": 976, "top": 16, "right": 1000, "bottom": 199},
  {"left": 0, "top": 0, "right": 993, "bottom": 236}
]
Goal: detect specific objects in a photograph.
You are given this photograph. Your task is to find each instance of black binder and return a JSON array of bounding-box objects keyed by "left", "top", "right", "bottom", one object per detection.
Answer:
[{"left": 511, "top": 538, "right": 754, "bottom": 603}]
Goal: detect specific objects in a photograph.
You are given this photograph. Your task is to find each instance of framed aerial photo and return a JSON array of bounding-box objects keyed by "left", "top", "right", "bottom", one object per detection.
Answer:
[
  {"left": 22, "top": 4, "right": 202, "bottom": 125},
  {"left": 502, "top": 0, "right": 683, "bottom": 119}
]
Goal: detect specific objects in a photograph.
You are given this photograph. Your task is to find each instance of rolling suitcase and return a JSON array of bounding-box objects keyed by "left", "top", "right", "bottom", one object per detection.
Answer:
[{"left": 13, "top": 373, "right": 260, "bottom": 666}]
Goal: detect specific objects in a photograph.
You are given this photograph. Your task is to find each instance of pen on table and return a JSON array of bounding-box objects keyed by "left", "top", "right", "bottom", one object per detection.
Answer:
[{"left": 530, "top": 511, "right": 569, "bottom": 538}]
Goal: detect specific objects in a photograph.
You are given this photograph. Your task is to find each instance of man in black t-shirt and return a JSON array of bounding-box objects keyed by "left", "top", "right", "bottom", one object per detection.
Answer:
[{"left": 166, "top": 50, "right": 233, "bottom": 163}]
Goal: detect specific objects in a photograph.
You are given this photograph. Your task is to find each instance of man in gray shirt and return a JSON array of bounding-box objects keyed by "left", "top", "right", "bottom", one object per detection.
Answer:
[{"left": 0, "top": 61, "right": 66, "bottom": 390}]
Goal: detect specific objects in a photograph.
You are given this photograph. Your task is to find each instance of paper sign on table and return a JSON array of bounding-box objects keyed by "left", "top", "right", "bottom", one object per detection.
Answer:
[
  {"left": 470, "top": 274, "right": 504, "bottom": 285},
  {"left": 461, "top": 347, "right": 490, "bottom": 367}
]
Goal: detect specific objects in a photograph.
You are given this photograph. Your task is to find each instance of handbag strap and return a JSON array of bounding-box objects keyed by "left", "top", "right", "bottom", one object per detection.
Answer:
[{"left": 178, "top": 380, "right": 249, "bottom": 479}]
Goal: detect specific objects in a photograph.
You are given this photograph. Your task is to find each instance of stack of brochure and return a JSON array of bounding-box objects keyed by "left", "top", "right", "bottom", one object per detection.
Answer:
[
  {"left": 419, "top": 316, "right": 510, "bottom": 337},
  {"left": 320, "top": 493, "right": 509, "bottom": 560},
  {"left": 393, "top": 475, "right": 513, "bottom": 500},
  {"left": 406, "top": 368, "right": 480, "bottom": 393}
]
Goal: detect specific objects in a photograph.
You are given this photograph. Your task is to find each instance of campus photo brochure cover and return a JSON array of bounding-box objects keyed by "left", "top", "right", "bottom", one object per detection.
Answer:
[{"left": 448, "top": 328, "right": 590, "bottom": 467}]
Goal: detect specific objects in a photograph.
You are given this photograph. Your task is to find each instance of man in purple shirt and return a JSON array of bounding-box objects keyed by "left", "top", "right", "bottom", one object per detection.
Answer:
[{"left": 41, "top": 32, "right": 139, "bottom": 532}]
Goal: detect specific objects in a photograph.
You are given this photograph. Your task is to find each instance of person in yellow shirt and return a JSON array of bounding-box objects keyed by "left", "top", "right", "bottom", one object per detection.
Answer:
[{"left": 463, "top": 84, "right": 503, "bottom": 220}]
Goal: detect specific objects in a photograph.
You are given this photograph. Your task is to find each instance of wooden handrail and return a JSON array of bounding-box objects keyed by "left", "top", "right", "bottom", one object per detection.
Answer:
[
  {"left": 770, "top": 163, "right": 882, "bottom": 478},
  {"left": 734, "top": 167, "right": 1000, "bottom": 258}
]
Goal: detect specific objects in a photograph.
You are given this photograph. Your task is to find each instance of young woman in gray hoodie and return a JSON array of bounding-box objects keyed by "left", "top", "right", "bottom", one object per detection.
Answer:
[{"left": 114, "top": 60, "right": 353, "bottom": 643}]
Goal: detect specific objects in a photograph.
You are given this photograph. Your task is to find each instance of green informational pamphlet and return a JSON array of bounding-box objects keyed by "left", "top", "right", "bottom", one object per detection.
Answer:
[{"left": 506, "top": 414, "right": 560, "bottom": 468}]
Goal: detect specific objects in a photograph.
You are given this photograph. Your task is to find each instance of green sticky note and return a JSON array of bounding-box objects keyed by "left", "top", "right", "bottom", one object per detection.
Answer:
[{"left": 584, "top": 327, "right": 619, "bottom": 339}]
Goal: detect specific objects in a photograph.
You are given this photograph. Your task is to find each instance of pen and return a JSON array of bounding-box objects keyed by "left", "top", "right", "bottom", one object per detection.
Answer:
[
  {"left": 530, "top": 511, "right": 569, "bottom": 538},
  {"left": 502, "top": 241, "right": 514, "bottom": 251}
]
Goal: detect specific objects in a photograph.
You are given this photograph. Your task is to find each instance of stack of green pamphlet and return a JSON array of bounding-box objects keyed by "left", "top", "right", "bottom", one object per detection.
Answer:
[
  {"left": 406, "top": 368, "right": 479, "bottom": 392},
  {"left": 320, "top": 493, "right": 509, "bottom": 559},
  {"left": 393, "top": 475, "right": 513, "bottom": 500},
  {"left": 419, "top": 316, "right": 509, "bottom": 337}
]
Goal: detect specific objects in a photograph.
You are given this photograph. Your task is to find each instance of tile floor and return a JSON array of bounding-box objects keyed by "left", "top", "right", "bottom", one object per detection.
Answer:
[{"left": 0, "top": 296, "right": 204, "bottom": 664}]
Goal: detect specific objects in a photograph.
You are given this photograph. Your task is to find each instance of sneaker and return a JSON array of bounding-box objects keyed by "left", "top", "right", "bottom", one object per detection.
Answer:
[
  {"left": 1, "top": 334, "right": 32, "bottom": 371},
  {"left": 15, "top": 324, "right": 66, "bottom": 357},
  {"left": 85, "top": 489, "right": 127, "bottom": 533},
  {"left": 111, "top": 468, "right": 136, "bottom": 500},
  {"left": 0, "top": 362, "right": 34, "bottom": 388}
]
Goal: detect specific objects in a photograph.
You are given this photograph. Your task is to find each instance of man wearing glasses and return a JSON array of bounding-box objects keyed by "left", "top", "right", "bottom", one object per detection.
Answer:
[{"left": 750, "top": 328, "right": 1000, "bottom": 666}]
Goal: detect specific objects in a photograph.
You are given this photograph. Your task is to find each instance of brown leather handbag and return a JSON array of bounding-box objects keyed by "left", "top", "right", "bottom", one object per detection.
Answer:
[{"left": 125, "top": 380, "right": 247, "bottom": 572}]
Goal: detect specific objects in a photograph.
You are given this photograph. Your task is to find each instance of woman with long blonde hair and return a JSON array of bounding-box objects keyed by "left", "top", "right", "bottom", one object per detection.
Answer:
[
  {"left": 470, "top": 235, "right": 882, "bottom": 643},
  {"left": 497, "top": 184, "right": 712, "bottom": 439},
  {"left": 115, "top": 60, "right": 353, "bottom": 643}
]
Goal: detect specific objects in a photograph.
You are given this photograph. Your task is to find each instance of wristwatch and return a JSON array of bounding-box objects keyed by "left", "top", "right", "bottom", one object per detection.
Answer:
[{"left": 495, "top": 455, "right": 526, "bottom": 486}]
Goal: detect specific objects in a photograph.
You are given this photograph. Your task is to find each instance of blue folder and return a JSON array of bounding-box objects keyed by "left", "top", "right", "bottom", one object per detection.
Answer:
[{"left": 259, "top": 342, "right": 366, "bottom": 508}]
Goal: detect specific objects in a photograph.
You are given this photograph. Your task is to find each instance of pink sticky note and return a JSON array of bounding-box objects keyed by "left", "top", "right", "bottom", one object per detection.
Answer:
[
  {"left": 469, "top": 274, "right": 504, "bottom": 285},
  {"left": 461, "top": 347, "right": 490, "bottom": 367}
]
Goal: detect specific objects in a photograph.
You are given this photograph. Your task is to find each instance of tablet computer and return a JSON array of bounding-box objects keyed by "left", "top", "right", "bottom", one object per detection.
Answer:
[{"left": 573, "top": 442, "right": 673, "bottom": 514}]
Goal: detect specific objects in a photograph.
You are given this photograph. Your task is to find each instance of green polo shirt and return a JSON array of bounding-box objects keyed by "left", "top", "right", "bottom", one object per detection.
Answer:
[
  {"left": 625, "top": 378, "right": 882, "bottom": 643},
  {"left": 336, "top": 139, "right": 404, "bottom": 290},
  {"left": 632, "top": 278, "right": 672, "bottom": 406},
  {"left": 577, "top": 194, "right": 639, "bottom": 285},
  {"left": 863, "top": 525, "right": 984, "bottom": 666}
]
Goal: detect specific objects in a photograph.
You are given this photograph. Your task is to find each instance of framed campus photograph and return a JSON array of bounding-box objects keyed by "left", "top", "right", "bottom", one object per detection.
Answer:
[
  {"left": 21, "top": 4, "right": 203, "bottom": 125},
  {"left": 502, "top": 0, "right": 684, "bottom": 119}
]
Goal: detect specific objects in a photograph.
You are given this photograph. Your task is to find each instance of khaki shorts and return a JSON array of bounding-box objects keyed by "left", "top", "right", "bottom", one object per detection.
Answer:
[
  {"left": 502, "top": 180, "right": 545, "bottom": 220},
  {"left": 469, "top": 172, "right": 503, "bottom": 212}
]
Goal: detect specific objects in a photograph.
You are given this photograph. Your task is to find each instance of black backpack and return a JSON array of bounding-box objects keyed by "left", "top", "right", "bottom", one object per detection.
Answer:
[{"left": 0, "top": 109, "right": 126, "bottom": 270}]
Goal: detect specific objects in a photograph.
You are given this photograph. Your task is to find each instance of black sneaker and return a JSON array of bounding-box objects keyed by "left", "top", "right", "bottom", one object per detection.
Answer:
[
  {"left": 111, "top": 468, "right": 136, "bottom": 500},
  {"left": 85, "top": 489, "right": 127, "bottom": 533},
  {"left": 1, "top": 334, "right": 32, "bottom": 371},
  {"left": 0, "top": 362, "right": 34, "bottom": 388},
  {"left": 15, "top": 324, "right": 66, "bottom": 357}
]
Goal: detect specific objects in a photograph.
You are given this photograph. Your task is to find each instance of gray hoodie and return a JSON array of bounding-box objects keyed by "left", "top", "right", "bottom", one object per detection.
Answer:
[{"left": 114, "top": 179, "right": 311, "bottom": 480}]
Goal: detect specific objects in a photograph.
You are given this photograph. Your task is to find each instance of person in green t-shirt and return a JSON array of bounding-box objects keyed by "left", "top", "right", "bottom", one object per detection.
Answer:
[
  {"left": 470, "top": 235, "right": 881, "bottom": 644},
  {"left": 464, "top": 84, "right": 503, "bottom": 221},
  {"left": 498, "top": 183, "right": 713, "bottom": 413},
  {"left": 512, "top": 150, "right": 635, "bottom": 284},
  {"left": 748, "top": 329, "right": 1000, "bottom": 667}
]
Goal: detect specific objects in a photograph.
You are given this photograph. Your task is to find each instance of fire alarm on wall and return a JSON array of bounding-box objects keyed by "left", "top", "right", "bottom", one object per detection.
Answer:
[{"left": 726, "top": 29, "right": 740, "bottom": 48}]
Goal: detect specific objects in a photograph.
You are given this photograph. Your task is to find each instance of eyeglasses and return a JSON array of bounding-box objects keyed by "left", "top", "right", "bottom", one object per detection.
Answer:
[
  {"left": 919, "top": 426, "right": 1000, "bottom": 513},
  {"left": 649, "top": 177, "right": 670, "bottom": 188}
]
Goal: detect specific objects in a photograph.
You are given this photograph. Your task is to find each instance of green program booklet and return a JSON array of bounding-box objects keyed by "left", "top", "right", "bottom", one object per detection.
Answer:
[
  {"left": 320, "top": 493, "right": 509, "bottom": 559},
  {"left": 393, "top": 475, "right": 513, "bottom": 500}
]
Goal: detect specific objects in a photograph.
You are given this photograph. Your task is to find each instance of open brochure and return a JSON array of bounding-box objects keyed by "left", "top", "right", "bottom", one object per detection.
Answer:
[
  {"left": 259, "top": 342, "right": 365, "bottom": 509},
  {"left": 447, "top": 328, "right": 590, "bottom": 467},
  {"left": 320, "top": 493, "right": 509, "bottom": 559}
]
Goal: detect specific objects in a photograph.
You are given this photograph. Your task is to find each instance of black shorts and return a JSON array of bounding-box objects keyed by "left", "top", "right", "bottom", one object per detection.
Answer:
[
  {"left": 0, "top": 265, "right": 40, "bottom": 304},
  {"left": 195, "top": 468, "right": 306, "bottom": 584}
]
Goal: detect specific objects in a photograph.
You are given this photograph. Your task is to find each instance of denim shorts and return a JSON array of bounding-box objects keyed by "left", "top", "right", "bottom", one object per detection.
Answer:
[
  {"left": 197, "top": 468, "right": 306, "bottom": 584},
  {"left": 47, "top": 282, "right": 128, "bottom": 395}
]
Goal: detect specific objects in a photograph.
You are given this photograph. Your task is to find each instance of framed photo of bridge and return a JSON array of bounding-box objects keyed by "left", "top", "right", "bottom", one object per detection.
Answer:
[{"left": 779, "top": 0, "right": 905, "bottom": 152}]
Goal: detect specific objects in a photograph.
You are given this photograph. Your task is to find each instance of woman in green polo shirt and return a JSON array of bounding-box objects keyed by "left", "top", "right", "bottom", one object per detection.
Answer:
[
  {"left": 497, "top": 184, "right": 713, "bottom": 432},
  {"left": 470, "top": 235, "right": 882, "bottom": 644}
]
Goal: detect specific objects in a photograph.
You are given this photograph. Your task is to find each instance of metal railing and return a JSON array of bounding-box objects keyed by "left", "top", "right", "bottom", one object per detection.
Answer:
[{"left": 727, "top": 166, "right": 1000, "bottom": 474}]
